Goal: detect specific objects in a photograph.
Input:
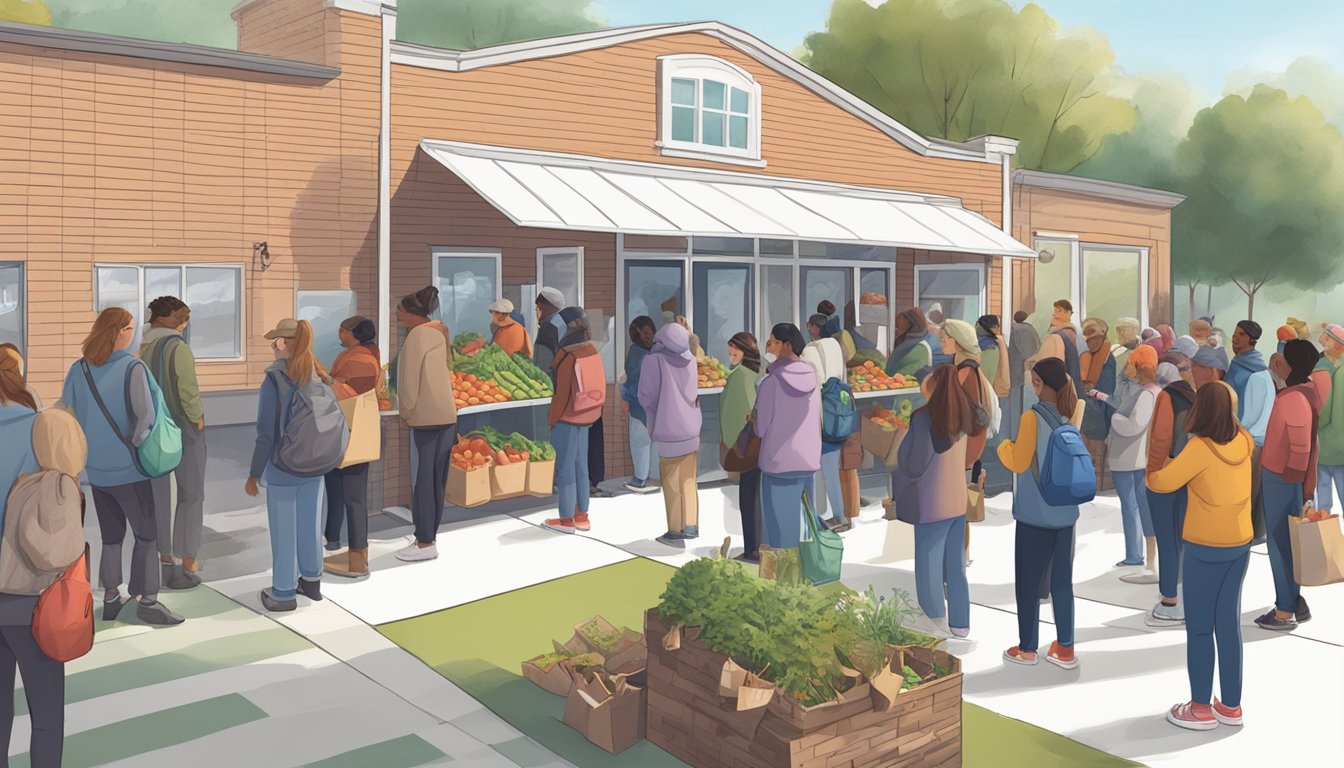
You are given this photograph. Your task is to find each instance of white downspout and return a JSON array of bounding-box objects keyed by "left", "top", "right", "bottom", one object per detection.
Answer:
[
  {"left": 1000, "top": 151, "right": 1013, "bottom": 341},
  {"left": 377, "top": 2, "right": 396, "bottom": 364}
]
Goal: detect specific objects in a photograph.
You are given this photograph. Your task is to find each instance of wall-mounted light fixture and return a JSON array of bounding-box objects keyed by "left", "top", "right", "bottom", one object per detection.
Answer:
[
  {"left": 1037, "top": 248, "right": 1054, "bottom": 264},
  {"left": 253, "top": 241, "right": 271, "bottom": 271}
]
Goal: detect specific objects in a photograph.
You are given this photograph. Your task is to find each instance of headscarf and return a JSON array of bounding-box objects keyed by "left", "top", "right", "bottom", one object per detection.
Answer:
[
  {"left": 1193, "top": 344, "right": 1229, "bottom": 372},
  {"left": 975, "top": 315, "right": 1000, "bottom": 352},
  {"left": 1156, "top": 325, "right": 1176, "bottom": 356},
  {"left": 31, "top": 408, "right": 87, "bottom": 477},
  {"left": 890, "top": 307, "right": 928, "bottom": 354},
  {"left": 942, "top": 319, "right": 979, "bottom": 363},
  {"left": 558, "top": 307, "right": 590, "bottom": 347},
  {"left": 1284, "top": 340, "right": 1321, "bottom": 386},
  {"left": 399, "top": 286, "right": 439, "bottom": 318}
]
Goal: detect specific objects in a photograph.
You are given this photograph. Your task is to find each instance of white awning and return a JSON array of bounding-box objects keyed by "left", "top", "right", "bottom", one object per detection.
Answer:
[{"left": 420, "top": 140, "right": 1037, "bottom": 259}]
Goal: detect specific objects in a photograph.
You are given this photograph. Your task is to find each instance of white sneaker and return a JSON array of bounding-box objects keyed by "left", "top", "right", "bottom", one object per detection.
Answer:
[
  {"left": 1120, "top": 569, "right": 1160, "bottom": 585},
  {"left": 395, "top": 542, "right": 438, "bottom": 562},
  {"left": 1146, "top": 601, "right": 1185, "bottom": 627}
]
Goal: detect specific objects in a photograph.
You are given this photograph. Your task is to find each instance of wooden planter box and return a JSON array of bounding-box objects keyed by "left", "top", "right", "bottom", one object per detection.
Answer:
[{"left": 644, "top": 609, "right": 962, "bottom": 768}]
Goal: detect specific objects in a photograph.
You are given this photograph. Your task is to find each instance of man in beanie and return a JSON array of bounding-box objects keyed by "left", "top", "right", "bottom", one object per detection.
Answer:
[
  {"left": 1079, "top": 318, "right": 1116, "bottom": 491},
  {"left": 533, "top": 287, "right": 567, "bottom": 379},
  {"left": 1026, "top": 299, "right": 1083, "bottom": 398},
  {"left": 1190, "top": 344, "right": 1229, "bottom": 389},
  {"left": 1093, "top": 344, "right": 1161, "bottom": 572},
  {"left": 1316, "top": 323, "right": 1344, "bottom": 511},
  {"left": 1228, "top": 321, "right": 1274, "bottom": 543}
]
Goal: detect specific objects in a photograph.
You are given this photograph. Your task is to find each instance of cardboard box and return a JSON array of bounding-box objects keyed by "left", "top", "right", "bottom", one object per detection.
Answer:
[
  {"left": 446, "top": 464, "right": 491, "bottom": 508},
  {"left": 859, "top": 413, "right": 906, "bottom": 467},
  {"left": 563, "top": 668, "right": 648, "bottom": 754},
  {"left": 568, "top": 616, "right": 648, "bottom": 675},
  {"left": 526, "top": 459, "right": 556, "bottom": 497},
  {"left": 521, "top": 652, "right": 605, "bottom": 696},
  {"left": 490, "top": 460, "right": 527, "bottom": 500}
]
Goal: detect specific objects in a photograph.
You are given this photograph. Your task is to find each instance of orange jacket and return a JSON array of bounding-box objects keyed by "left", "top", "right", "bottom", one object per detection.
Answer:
[
  {"left": 492, "top": 320, "right": 531, "bottom": 357},
  {"left": 332, "top": 344, "right": 391, "bottom": 410}
]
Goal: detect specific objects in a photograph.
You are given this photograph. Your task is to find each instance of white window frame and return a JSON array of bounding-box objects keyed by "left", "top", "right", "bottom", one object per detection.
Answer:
[
  {"left": 0, "top": 261, "right": 25, "bottom": 358},
  {"left": 1080, "top": 243, "right": 1150, "bottom": 329},
  {"left": 430, "top": 247, "right": 503, "bottom": 338},
  {"left": 92, "top": 263, "right": 246, "bottom": 362},
  {"left": 656, "top": 54, "right": 764, "bottom": 167},
  {"left": 913, "top": 263, "right": 988, "bottom": 323},
  {"left": 536, "top": 247, "right": 585, "bottom": 307}
]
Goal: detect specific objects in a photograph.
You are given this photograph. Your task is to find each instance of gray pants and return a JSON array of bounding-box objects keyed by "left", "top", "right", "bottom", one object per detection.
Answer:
[
  {"left": 411, "top": 425, "right": 456, "bottom": 545},
  {"left": 92, "top": 480, "right": 160, "bottom": 599},
  {"left": 0, "top": 622, "right": 63, "bottom": 767},
  {"left": 152, "top": 422, "right": 207, "bottom": 560}
]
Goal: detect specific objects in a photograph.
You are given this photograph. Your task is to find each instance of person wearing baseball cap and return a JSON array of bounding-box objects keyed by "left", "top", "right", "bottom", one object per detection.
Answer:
[
  {"left": 1316, "top": 323, "right": 1344, "bottom": 513},
  {"left": 488, "top": 298, "right": 530, "bottom": 357},
  {"left": 532, "top": 287, "right": 567, "bottom": 379},
  {"left": 1227, "top": 321, "right": 1274, "bottom": 545}
]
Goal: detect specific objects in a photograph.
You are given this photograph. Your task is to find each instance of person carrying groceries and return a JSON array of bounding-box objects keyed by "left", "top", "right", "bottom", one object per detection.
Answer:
[
  {"left": 488, "top": 298, "right": 530, "bottom": 357},
  {"left": 61, "top": 307, "right": 183, "bottom": 626},
  {"left": 893, "top": 363, "right": 973, "bottom": 638},
  {"left": 1144, "top": 363, "right": 1198, "bottom": 627},
  {"left": 755, "top": 324, "right": 823, "bottom": 566},
  {"left": 638, "top": 322, "right": 703, "bottom": 547},
  {"left": 621, "top": 316, "right": 658, "bottom": 494},
  {"left": 997, "top": 358, "right": 1085, "bottom": 670},
  {"left": 1148, "top": 382, "right": 1253, "bottom": 731},
  {"left": 543, "top": 308, "right": 605, "bottom": 534},
  {"left": 720, "top": 332, "right": 762, "bottom": 563}
]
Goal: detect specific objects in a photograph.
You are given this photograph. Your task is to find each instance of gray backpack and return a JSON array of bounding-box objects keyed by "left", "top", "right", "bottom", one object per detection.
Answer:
[{"left": 270, "top": 371, "right": 349, "bottom": 478}]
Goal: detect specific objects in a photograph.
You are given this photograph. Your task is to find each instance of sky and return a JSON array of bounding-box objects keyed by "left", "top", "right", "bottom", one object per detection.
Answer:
[{"left": 598, "top": 0, "right": 1344, "bottom": 100}]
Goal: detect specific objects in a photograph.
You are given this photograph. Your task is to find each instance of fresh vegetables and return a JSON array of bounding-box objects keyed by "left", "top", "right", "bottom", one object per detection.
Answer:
[
  {"left": 868, "top": 401, "right": 913, "bottom": 432},
  {"left": 454, "top": 346, "right": 553, "bottom": 400},
  {"left": 452, "top": 371, "right": 510, "bottom": 408},
  {"left": 1304, "top": 506, "right": 1338, "bottom": 522},
  {"left": 848, "top": 360, "right": 911, "bottom": 392},
  {"left": 475, "top": 427, "right": 556, "bottom": 462},
  {"left": 697, "top": 356, "right": 728, "bottom": 388},
  {"left": 452, "top": 332, "right": 485, "bottom": 355},
  {"left": 450, "top": 436, "right": 494, "bottom": 471}
]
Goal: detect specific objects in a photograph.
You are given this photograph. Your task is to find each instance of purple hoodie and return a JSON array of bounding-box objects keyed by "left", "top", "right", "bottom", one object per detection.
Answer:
[
  {"left": 754, "top": 357, "right": 822, "bottom": 474},
  {"left": 637, "top": 324, "right": 703, "bottom": 457}
]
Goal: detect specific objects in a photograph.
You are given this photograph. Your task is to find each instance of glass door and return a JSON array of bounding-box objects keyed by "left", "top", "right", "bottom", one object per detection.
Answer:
[
  {"left": 692, "top": 262, "right": 752, "bottom": 365},
  {"left": 914, "top": 265, "right": 985, "bottom": 324},
  {"left": 800, "top": 266, "right": 852, "bottom": 330},
  {"left": 1082, "top": 246, "right": 1145, "bottom": 327},
  {"left": 624, "top": 259, "right": 686, "bottom": 331}
]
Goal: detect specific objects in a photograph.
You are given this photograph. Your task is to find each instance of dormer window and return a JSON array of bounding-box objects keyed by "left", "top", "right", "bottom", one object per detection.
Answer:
[{"left": 658, "top": 55, "right": 763, "bottom": 165}]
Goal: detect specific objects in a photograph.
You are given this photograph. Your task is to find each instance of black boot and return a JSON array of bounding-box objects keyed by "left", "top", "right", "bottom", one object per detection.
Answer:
[{"left": 296, "top": 578, "right": 323, "bottom": 601}]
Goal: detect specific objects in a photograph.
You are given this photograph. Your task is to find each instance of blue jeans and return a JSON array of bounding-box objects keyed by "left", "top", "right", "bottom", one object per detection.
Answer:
[
  {"left": 761, "top": 471, "right": 817, "bottom": 548},
  {"left": 266, "top": 478, "right": 324, "bottom": 599},
  {"left": 914, "top": 516, "right": 970, "bottom": 630},
  {"left": 628, "top": 417, "right": 652, "bottom": 484},
  {"left": 1113, "top": 470, "right": 1153, "bottom": 563},
  {"left": 552, "top": 422, "right": 591, "bottom": 520},
  {"left": 1183, "top": 542, "right": 1250, "bottom": 707},
  {"left": 1262, "top": 470, "right": 1303, "bottom": 613},
  {"left": 1316, "top": 464, "right": 1344, "bottom": 511},
  {"left": 818, "top": 442, "right": 843, "bottom": 521},
  {"left": 1015, "top": 522, "right": 1075, "bottom": 651},
  {"left": 1148, "top": 488, "right": 1187, "bottom": 601}
]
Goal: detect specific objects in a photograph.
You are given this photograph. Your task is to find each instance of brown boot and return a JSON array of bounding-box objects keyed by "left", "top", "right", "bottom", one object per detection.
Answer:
[{"left": 324, "top": 548, "right": 369, "bottom": 579}]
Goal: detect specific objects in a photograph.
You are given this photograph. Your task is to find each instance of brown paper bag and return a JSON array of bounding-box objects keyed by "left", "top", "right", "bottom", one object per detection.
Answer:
[
  {"left": 737, "top": 671, "right": 775, "bottom": 712},
  {"left": 1290, "top": 513, "right": 1344, "bottom": 586},
  {"left": 719, "top": 658, "right": 748, "bottom": 697},
  {"left": 662, "top": 623, "right": 682, "bottom": 652},
  {"left": 336, "top": 389, "right": 380, "bottom": 468},
  {"left": 965, "top": 483, "right": 986, "bottom": 523},
  {"left": 446, "top": 464, "right": 490, "bottom": 508}
]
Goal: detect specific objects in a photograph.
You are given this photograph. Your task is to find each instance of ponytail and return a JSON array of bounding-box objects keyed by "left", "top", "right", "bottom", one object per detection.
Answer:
[
  {"left": 0, "top": 345, "right": 36, "bottom": 411},
  {"left": 1054, "top": 377, "right": 1079, "bottom": 424},
  {"left": 288, "top": 320, "right": 316, "bottom": 386}
]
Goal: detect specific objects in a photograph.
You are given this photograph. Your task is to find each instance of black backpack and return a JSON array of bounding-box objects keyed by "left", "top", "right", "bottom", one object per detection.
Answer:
[{"left": 1165, "top": 383, "right": 1196, "bottom": 458}]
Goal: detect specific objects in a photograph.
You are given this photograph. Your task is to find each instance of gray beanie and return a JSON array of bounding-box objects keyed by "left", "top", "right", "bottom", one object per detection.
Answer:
[
  {"left": 1174, "top": 335, "right": 1199, "bottom": 360},
  {"left": 1156, "top": 362, "right": 1182, "bottom": 387},
  {"left": 1193, "top": 344, "right": 1229, "bottom": 372}
]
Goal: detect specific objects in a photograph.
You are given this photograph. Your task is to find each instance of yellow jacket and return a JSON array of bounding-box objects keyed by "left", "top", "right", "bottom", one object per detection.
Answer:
[{"left": 1147, "top": 429, "right": 1254, "bottom": 547}]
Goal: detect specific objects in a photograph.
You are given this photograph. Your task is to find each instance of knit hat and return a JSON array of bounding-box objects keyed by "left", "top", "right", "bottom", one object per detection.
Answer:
[
  {"left": 1115, "top": 317, "right": 1141, "bottom": 333},
  {"left": 1032, "top": 358, "right": 1069, "bottom": 393},
  {"left": 1236, "top": 320, "right": 1262, "bottom": 343},
  {"left": 1173, "top": 335, "right": 1199, "bottom": 359},
  {"left": 942, "top": 318, "right": 978, "bottom": 354},
  {"left": 1284, "top": 339, "right": 1321, "bottom": 383},
  {"left": 1082, "top": 317, "right": 1109, "bottom": 337},
  {"left": 1129, "top": 344, "right": 1158, "bottom": 372},
  {"left": 1277, "top": 325, "right": 1297, "bottom": 342},
  {"left": 1322, "top": 323, "right": 1344, "bottom": 347},
  {"left": 1193, "top": 344, "right": 1230, "bottom": 372},
  {"left": 351, "top": 318, "right": 377, "bottom": 345},
  {"left": 1288, "top": 317, "right": 1309, "bottom": 339},
  {"left": 1156, "top": 362, "right": 1182, "bottom": 387}
]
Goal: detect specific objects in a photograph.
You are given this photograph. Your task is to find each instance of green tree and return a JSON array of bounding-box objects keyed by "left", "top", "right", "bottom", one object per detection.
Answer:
[
  {"left": 1172, "top": 86, "right": 1344, "bottom": 321},
  {"left": 49, "top": 0, "right": 235, "bottom": 49},
  {"left": 801, "top": 0, "right": 1135, "bottom": 171},
  {"left": 397, "top": 0, "right": 603, "bottom": 50},
  {"left": 1, "top": 0, "right": 52, "bottom": 25}
]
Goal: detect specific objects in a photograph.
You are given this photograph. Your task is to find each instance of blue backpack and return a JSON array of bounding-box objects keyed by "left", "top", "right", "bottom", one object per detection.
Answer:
[
  {"left": 1030, "top": 403, "right": 1096, "bottom": 506},
  {"left": 820, "top": 377, "right": 858, "bottom": 444}
]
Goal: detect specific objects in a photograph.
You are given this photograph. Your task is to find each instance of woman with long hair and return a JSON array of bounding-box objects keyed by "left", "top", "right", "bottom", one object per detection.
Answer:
[
  {"left": 720, "top": 332, "right": 762, "bottom": 562},
  {"left": 1149, "top": 382, "right": 1254, "bottom": 730},
  {"left": 61, "top": 307, "right": 183, "bottom": 625},
  {"left": 0, "top": 343, "right": 40, "bottom": 410},
  {"left": 997, "top": 358, "right": 1083, "bottom": 669},
  {"left": 246, "top": 318, "right": 328, "bottom": 611},
  {"left": 893, "top": 364, "right": 973, "bottom": 636},
  {"left": 323, "top": 316, "right": 388, "bottom": 579}
]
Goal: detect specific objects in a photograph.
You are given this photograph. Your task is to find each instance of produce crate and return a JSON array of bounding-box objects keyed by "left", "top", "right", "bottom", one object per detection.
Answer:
[
  {"left": 447, "top": 464, "right": 490, "bottom": 508},
  {"left": 490, "top": 460, "right": 527, "bottom": 500},
  {"left": 527, "top": 459, "right": 556, "bottom": 497},
  {"left": 860, "top": 414, "right": 907, "bottom": 467}
]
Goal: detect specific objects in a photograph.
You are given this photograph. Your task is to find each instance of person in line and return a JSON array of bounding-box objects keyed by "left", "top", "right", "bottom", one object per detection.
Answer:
[
  {"left": 1153, "top": 325, "right": 1177, "bottom": 358},
  {"left": 246, "top": 319, "right": 329, "bottom": 611},
  {"left": 1226, "top": 321, "right": 1274, "bottom": 546},
  {"left": 1092, "top": 345, "right": 1160, "bottom": 573},
  {"left": 1144, "top": 363, "right": 1197, "bottom": 626},
  {"left": 1190, "top": 345, "right": 1229, "bottom": 389},
  {"left": 1025, "top": 300, "right": 1082, "bottom": 397},
  {"left": 1286, "top": 317, "right": 1310, "bottom": 342},
  {"left": 1255, "top": 341, "right": 1323, "bottom": 630},
  {"left": 975, "top": 315, "right": 1011, "bottom": 400},
  {"left": 532, "top": 287, "right": 567, "bottom": 378},
  {"left": 1275, "top": 326, "right": 1297, "bottom": 357},
  {"left": 817, "top": 300, "right": 840, "bottom": 339},
  {"left": 323, "top": 316, "right": 389, "bottom": 579},
  {"left": 543, "top": 309, "right": 605, "bottom": 533},
  {"left": 1188, "top": 319, "right": 1215, "bottom": 348},
  {"left": 638, "top": 321, "right": 702, "bottom": 546},
  {"left": 621, "top": 316, "right": 658, "bottom": 494},
  {"left": 926, "top": 304, "right": 952, "bottom": 367},
  {"left": 1315, "top": 323, "right": 1344, "bottom": 512},
  {"left": 942, "top": 318, "right": 1004, "bottom": 563},
  {"left": 61, "top": 307, "right": 183, "bottom": 626},
  {"left": 894, "top": 364, "right": 973, "bottom": 638},
  {"left": 720, "top": 332, "right": 762, "bottom": 563},
  {"left": 802, "top": 314, "right": 848, "bottom": 529},
  {"left": 1164, "top": 336, "right": 1199, "bottom": 387},
  {"left": 997, "top": 358, "right": 1082, "bottom": 670},
  {"left": 886, "top": 307, "right": 933, "bottom": 378},
  {"left": 836, "top": 301, "right": 879, "bottom": 364},
  {"left": 755, "top": 324, "right": 822, "bottom": 571},
  {"left": 1079, "top": 318, "right": 1117, "bottom": 492},
  {"left": 0, "top": 343, "right": 42, "bottom": 409},
  {"left": 1149, "top": 383, "right": 1253, "bottom": 731},
  {"left": 395, "top": 287, "right": 457, "bottom": 563},
  {"left": 0, "top": 406, "right": 85, "bottom": 768},
  {"left": 1111, "top": 318, "right": 1142, "bottom": 410},
  {"left": 139, "top": 296, "right": 206, "bottom": 591},
  {"left": 1007, "top": 311, "right": 1041, "bottom": 434},
  {"left": 488, "top": 298, "right": 530, "bottom": 357}
]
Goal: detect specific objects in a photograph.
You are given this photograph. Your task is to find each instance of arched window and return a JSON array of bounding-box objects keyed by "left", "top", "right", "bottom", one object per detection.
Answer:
[{"left": 657, "top": 55, "right": 762, "bottom": 164}]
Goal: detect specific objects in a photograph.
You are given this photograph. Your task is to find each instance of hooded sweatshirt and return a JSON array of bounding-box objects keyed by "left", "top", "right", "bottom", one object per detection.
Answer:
[
  {"left": 0, "top": 409, "right": 85, "bottom": 600},
  {"left": 996, "top": 402, "right": 1080, "bottom": 529},
  {"left": 1105, "top": 382, "right": 1160, "bottom": 472},
  {"left": 1147, "top": 381, "right": 1196, "bottom": 476},
  {"left": 1226, "top": 348, "right": 1273, "bottom": 444},
  {"left": 397, "top": 320, "right": 456, "bottom": 428},
  {"left": 0, "top": 402, "right": 39, "bottom": 532},
  {"left": 1262, "top": 381, "right": 1323, "bottom": 497},
  {"left": 637, "top": 324, "right": 702, "bottom": 457},
  {"left": 1148, "top": 429, "right": 1255, "bottom": 548},
  {"left": 754, "top": 357, "right": 821, "bottom": 475}
]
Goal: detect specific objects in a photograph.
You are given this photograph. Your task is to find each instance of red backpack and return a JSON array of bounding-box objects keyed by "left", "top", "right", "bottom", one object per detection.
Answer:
[
  {"left": 32, "top": 489, "right": 93, "bottom": 663},
  {"left": 561, "top": 347, "right": 606, "bottom": 424}
]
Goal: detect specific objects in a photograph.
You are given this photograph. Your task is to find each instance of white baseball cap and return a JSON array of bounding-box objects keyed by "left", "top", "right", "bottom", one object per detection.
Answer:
[
  {"left": 488, "top": 298, "right": 514, "bottom": 314},
  {"left": 537, "top": 287, "right": 565, "bottom": 308}
]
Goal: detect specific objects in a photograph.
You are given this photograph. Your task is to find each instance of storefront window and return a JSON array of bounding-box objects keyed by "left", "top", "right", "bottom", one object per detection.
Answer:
[
  {"left": 800, "top": 266, "right": 852, "bottom": 327},
  {"left": 1030, "top": 239, "right": 1073, "bottom": 335},
  {"left": 625, "top": 260, "right": 684, "bottom": 330},
  {"left": 94, "top": 264, "right": 243, "bottom": 358},
  {"left": 1083, "top": 247, "right": 1143, "bottom": 326},
  {"left": 433, "top": 251, "right": 499, "bottom": 339},
  {"left": 759, "top": 239, "right": 794, "bottom": 257},
  {"left": 692, "top": 262, "right": 752, "bottom": 365},
  {"left": 692, "top": 236, "right": 753, "bottom": 256},
  {"left": 0, "top": 263, "right": 24, "bottom": 357},
  {"left": 297, "top": 290, "right": 357, "bottom": 370},
  {"left": 858, "top": 267, "right": 892, "bottom": 350},
  {"left": 915, "top": 265, "right": 984, "bottom": 324},
  {"left": 537, "top": 248, "right": 583, "bottom": 308}
]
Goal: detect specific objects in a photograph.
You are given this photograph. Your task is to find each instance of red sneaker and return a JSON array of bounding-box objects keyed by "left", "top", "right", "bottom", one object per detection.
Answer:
[
  {"left": 1002, "top": 646, "right": 1038, "bottom": 666},
  {"left": 543, "top": 518, "right": 576, "bottom": 534},
  {"left": 573, "top": 513, "right": 591, "bottom": 532},
  {"left": 1166, "top": 701, "right": 1217, "bottom": 731},
  {"left": 1046, "top": 641, "right": 1078, "bottom": 670},
  {"left": 1212, "top": 699, "right": 1243, "bottom": 726}
]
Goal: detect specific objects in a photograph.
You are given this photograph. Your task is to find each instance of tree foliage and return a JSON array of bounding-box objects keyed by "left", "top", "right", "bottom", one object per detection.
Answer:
[
  {"left": 397, "top": 0, "right": 603, "bottom": 50},
  {"left": 1171, "top": 86, "right": 1344, "bottom": 320},
  {"left": 801, "top": 0, "right": 1135, "bottom": 172},
  {"left": 0, "top": 0, "right": 52, "bottom": 25},
  {"left": 48, "top": 0, "right": 235, "bottom": 49}
]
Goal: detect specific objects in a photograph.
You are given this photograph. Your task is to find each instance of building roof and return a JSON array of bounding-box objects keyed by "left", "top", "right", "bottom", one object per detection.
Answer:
[
  {"left": 390, "top": 21, "right": 1017, "bottom": 165},
  {"left": 419, "top": 140, "right": 1037, "bottom": 258},
  {"left": 0, "top": 19, "right": 339, "bottom": 80},
  {"left": 1013, "top": 169, "right": 1185, "bottom": 209}
]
